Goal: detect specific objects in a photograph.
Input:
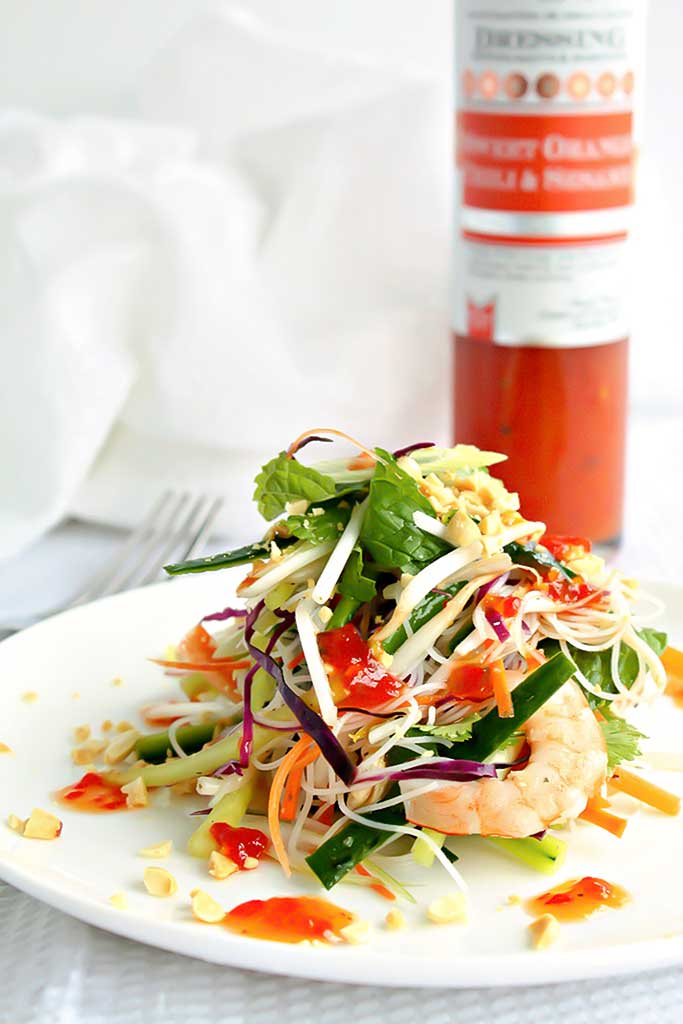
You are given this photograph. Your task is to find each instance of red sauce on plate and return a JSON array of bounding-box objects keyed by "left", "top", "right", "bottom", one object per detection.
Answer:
[
  {"left": 210, "top": 822, "right": 269, "bottom": 868},
  {"left": 526, "top": 876, "right": 629, "bottom": 922},
  {"left": 445, "top": 659, "right": 506, "bottom": 703},
  {"left": 318, "top": 624, "right": 404, "bottom": 710},
  {"left": 55, "top": 772, "right": 128, "bottom": 812},
  {"left": 224, "top": 896, "right": 354, "bottom": 944}
]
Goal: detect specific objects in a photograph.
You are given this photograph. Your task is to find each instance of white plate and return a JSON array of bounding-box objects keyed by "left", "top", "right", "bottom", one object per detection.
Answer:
[{"left": 0, "top": 571, "right": 682, "bottom": 988}]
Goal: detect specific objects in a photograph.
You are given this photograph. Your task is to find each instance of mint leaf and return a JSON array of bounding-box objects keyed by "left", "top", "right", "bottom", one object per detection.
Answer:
[
  {"left": 337, "top": 546, "right": 377, "bottom": 603},
  {"left": 600, "top": 715, "right": 647, "bottom": 770},
  {"left": 286, "top": 504, "right": 351, "bottom": 544},
  {"left": 254, "top": 452, "right": 340, "bottom": 521},
  {"left": 412, "top": 715, "right": 481, "bottom": 743},
  {"left": 359, "top": 449, "right": 450, "bottom": 573}
]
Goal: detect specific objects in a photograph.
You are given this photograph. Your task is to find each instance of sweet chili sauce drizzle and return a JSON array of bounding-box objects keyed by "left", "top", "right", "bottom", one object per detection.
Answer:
[
  {"left": 526, "top": 876, "right": 630, "bottom": 923},
  {"left": 210, "top": 822, "right": 269, "bottom": 868},
  {"left": 318, "top": 624, "right": 405, "bottom": 711},
  {"left": 224, "top": 896, "right": 355, "bottom": 944},
  {"left": 55, "top": 772, "right": 128, "bottom": 812}
]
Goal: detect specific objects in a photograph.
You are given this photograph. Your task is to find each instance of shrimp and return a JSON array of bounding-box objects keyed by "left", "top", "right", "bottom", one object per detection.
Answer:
[{"left": 403, "top": 681, "right": 607, "bottom": 838}]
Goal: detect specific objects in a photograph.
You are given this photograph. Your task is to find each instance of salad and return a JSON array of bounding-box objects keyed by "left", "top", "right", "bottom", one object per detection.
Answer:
[{"left": 88, "top": 429, "right": 680, "bottom": 940}]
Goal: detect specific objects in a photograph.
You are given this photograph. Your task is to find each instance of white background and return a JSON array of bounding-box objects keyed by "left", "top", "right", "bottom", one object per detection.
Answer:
[{"left": 0, "top": 0, "right": 680, "bottom": 412}]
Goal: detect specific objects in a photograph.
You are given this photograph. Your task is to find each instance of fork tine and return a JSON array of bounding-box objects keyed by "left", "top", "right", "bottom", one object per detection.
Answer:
[
  {"left": 137, "top": 493, "right": 216, "bottom": 587},
  {"left": 68, "top": 491, "right": 173, "bottom": 608},
  {"left": 172, "top": 495, "right": 224, "bottom": 565},
  {"left": 100, "top": 491, "right": 191, "bottom": 596}
]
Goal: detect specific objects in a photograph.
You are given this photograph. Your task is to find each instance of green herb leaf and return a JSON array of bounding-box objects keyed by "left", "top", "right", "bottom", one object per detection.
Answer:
[
  {"left": 286, "top": 503, "right": 351, "bottom": 545},
  {"left": 337, "top": 546, "right": 377, "bottom": 604},
  {"left": 600, "top": 715, "right": 647, "bottom": 770},
  {"left": 359, "top": 449, "right": 450, "bottom": 573},
  {"left": 504, "top": 541, "right": 575, "bottom": 579},
  {"left": 412, "top": 715, "right": 481, "bottom": 743},
  {"left": 253, "top": 452, "right": 341, "bottom": 521},
  {"left": 541, "top": 629, "right": 667, "bottom": 708}
]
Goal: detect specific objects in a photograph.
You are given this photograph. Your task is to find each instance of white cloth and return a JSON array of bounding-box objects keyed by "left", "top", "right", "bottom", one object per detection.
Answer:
[{"left": 0, "top": 2, "right": 451, "bottom": 557}]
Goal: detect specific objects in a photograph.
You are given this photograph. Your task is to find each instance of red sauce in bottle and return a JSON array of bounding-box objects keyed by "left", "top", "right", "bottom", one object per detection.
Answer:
[
  {"left": 526, "top": 876, "right": 630, "bottom": 922},
  {"left": 318, "top": 624, "right": 404, "bottom": 710},
  {"left": 224, "top": 896, "right": 355, "bottom": 944},
  {"left": 210, "top": 822, "right": 269, "bottom": 868},
  {"left": 55, "top": 772, "right": 128, "bottom": 812},
  {"left": 454, "top": 339, "right": 628, "bottom": 541}
]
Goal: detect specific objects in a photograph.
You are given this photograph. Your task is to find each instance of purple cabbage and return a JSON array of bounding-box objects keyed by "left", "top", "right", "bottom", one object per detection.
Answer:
[
  {"left": 202, "top": 606, "right": 247, "bottom": 623},
  {"left": 287, "top": 434, "right": 334, "bottom": 457},
  {"left": 484, "top": 606, "right": 511, "bottom": 642},
  {"left": 238, "top": 665, "right": 257, "bottom": 768},
  {"left": 393, "top": 441, "right": 436, "bottom": 459},
  {"left": 244, "top": 602, "right": 355, "bottom": 785},
  {"left": 358, "top": 758, "right": 497, "bottom": 786},
  {"left": 213, "top": 760, "right": 244, "bottom": 778},
  {"left": 476, "top": 572, "right": 509, "bottom": 602}
]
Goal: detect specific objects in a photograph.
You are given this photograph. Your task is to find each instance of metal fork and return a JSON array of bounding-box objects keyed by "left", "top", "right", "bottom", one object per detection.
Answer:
[{"left": 0, "top": 491, "right": 224, "bottom": 643}]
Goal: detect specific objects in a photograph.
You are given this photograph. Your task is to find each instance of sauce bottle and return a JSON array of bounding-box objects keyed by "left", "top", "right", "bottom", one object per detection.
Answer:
[{"left": 453, "top": 0, "right": 645, "bottom": 544}]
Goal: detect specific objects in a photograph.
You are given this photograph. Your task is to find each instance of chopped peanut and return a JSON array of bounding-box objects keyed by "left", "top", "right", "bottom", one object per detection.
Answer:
[
  {"left": 101, "top": 720, "right": 113, "bottom": 733},
  {"left": 507, "top": 894, "right": 521, "bottom": 906},
  {"left": 23, "top": 808, "right": 63, "bottom": 840},
  {"left": 339, "top": 919, "right": 371, "bottom": 945},
  {"left": 7, "top": 814, "right": 25, "bottom": 834},
  {"left": 208, "top": 850, "right": 239, "bottom": 880},
  {"left": 72, "top": 692, "right": 81, "bottom": 700},
  {"left": 138, "top": 839, "right": 173, "bottom": 858},
  {"left": 285, "top": 499, "right": 309, "bottom": 516},
  {"left": 426, "top": 892, "right": 468, "bottom": 925},
  {"left": 21, "top": 691, "right": 38, "bottom": 703},
  {"left": 71, "top": 739, "right": 107, "bottom": 766},
  {"left": 191, "top": 888, "right": 225, "bottom": 924},
  {"left": 529, "top": 913, "right": 560, "bottom": 950},
  {"left": 73, "top": 725, "right": 91, "bottom": 743},
  {"left": 109, "top": 892, "right": 127, "bottom": 910},
  {"left": 103, "top": 729, "right": 139, "bottom": 765},
  {"left": 112, "top": 677, "right": 123, "bottom": 687},
  {"left": 243, "top": 856, "right": 259, "bottom": 871},
  {"left": 0, "top": 742, "right": 12, "bottom": 754},
  {"left": 116, "top": 720, "right": 135, "bottom": 733},
  {"left": 143, "top": 867, "right": 177, "bottom": 898},
  {"left": 121, "top": 776, "right": 148, "bottom": 808},
  {"left": 385, "top": 909, "right": 406, "bottom": 931},
  {"left": 170, "top": 779, "right": 196, "bottom": 797},
  {"left": 318, "top": 606, "right": 333, "bottom": 625}
]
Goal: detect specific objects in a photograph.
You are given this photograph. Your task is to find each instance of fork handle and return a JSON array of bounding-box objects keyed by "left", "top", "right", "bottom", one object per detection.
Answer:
[{"left": 0, "top": 627, "right": 18, "bottom": 643}]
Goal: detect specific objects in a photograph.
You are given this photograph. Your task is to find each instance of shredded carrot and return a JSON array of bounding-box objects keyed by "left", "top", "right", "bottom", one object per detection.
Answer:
[
  {"left": 662, "top": 646, "right": 683, "bottom": 701},
  {"left": 280, "top": 745, "right": 320, "bottom": 822},
  {"left": 287, "top": 651, "right": 306, "bottom": 671},
  {"left": 491, "top": 661, "right": 514, "bottom": 718},
  {"left": 610, "top": 766, "right": 681, "bottom": 816},
  {"left": 150, "top": 657, "right": 251, "bottom": 672},
  {"left": 355, "top": 864, "right": 396, "bottom": 902},
  {"left": 347, "top": 452, "right": 377, "bottom": 471},
  {"left": 579, "top": 799, "right": 628, "bottom": 838},
  {"left": 267, "top": 736, "right": 316, "bottom": 876}
]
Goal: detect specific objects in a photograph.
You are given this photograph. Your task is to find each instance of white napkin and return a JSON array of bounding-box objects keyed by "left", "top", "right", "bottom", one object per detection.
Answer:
[{"left": 0, "top": 1, "right": 452, "bottom": 557}]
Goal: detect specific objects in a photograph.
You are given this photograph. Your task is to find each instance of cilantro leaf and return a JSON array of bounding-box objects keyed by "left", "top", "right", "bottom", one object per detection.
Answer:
[
  {"left": 359, "top": 449, "right": 450, "bottom": 573},
  {"left": 337, "top": 546, "right": 377, "bottom": 603},
  {"left": 286, "top": 504, "right": 351, "bottom": 544},
  {"left": 600, "top": 715, "right": 647, "bottom": 770},
  {"left": 412, "top": 715, "right": 481, "bottom": 743},
  {"left": 253, "top": 452, "right": 341, "bottom": 521}
]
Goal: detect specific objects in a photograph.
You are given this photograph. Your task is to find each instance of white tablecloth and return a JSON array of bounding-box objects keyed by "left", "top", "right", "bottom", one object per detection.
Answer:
[{"left": 1, "top": 411, "right": 682, "bottom": 1023}]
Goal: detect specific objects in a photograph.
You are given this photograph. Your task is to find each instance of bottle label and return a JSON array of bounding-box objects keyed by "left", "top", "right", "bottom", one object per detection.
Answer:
[{"left": 454, "top": 0, "right": 644, "bottom": 348}]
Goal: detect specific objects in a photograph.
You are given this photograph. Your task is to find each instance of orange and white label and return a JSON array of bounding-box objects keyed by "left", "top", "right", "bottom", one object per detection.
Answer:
[
  {"left": 453, "top": 0, "right": 645, "bottom": 348},
  {"left": 457, "top": 110, "right": 634, "bottom": 213}
]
